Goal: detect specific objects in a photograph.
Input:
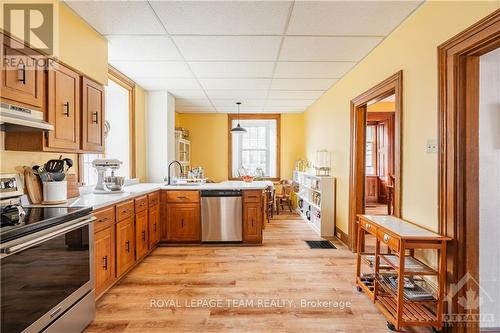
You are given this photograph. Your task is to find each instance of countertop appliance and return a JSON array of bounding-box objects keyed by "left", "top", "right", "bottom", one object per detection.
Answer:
[
  {"left": 201, "top": 190, "right": 242, "bottom": 242},
  {"left": 92, "top": 158, "right": 124, "bottom": 194},
  {"left": 0, "top": 174, "right": 95, "bottom": 333}
]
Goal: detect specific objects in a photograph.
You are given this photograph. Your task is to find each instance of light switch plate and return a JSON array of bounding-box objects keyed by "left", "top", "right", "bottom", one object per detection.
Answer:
[{"left": 426, "top": 139, "right": 437, "bottom": 153}]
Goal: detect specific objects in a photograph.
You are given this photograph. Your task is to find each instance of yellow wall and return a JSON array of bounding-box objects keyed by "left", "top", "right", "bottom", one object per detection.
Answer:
[
  {"left": 304, "top": 1, "right": 499, "bottom": 235},
  {"left": 176, "top": 113, "right": 305, "bottom": 182},
  {"left": 367, "top": 102, "right": 395, "bottom": 113},
  {"left": 134, "top": 86, "right": 147, "bottom": 182}
]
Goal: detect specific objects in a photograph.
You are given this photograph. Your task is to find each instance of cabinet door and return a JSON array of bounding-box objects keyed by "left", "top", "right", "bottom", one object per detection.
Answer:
[
  {"left": 116, "top": 217, "right": 135, "bottom": 277},
  {"left": 94, "top": 226, "right": 115, "bottom": 297},
  {"left": 149, "top": 204, "right": 160, "bottom": 248},
  {"left": 135, "top": 210, "right": 149, "bottom": 260},
  {"left": 166, "top": 204, "right": 200, "bottom": 242},
  {"left": 47, "top": 63, "right": 80, "bottom": 150},
  {"left": 81, "top": 77, "right": 104, "bottom": 152},
  {"left": 0, "top": 36, "right": 45, "bottom": 109},
  {"left": 243, "top": 202, "right": 262, "bottom": 243}
]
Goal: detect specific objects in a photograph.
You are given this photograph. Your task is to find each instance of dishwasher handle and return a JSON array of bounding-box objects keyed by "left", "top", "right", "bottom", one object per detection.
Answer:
[{"left": 201, "top": 190, "right": 242, "bottom": 197}]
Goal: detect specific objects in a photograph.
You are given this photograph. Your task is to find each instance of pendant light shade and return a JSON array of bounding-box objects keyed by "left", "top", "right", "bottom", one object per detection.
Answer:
[{"left": 231, "top": 102, "right": 247, "bottom": 134}]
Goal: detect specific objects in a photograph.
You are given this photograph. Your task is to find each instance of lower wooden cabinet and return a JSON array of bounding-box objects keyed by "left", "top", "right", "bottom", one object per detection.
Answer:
[
  {"left": 149, "top": 204, "right": 160, "bottom": 248},
  {"left": 243, "top": 202, "right": 262, "bottom": 243},
  {"left": 94, "top": 226, "right": 115, "bottom": 297},
  {"left": 166, "top": 204, "right": 201, "bottom": 242},
  {"left": 116, "top": 216, "right": 135, "bottom": 277},
  {"left": 135, "top": 209, "right": 149, "bottom": 260}
]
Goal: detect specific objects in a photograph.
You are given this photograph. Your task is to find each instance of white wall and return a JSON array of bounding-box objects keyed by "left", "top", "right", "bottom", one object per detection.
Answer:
[
  {"left": 479, "top": 47, "right": 500, "bottom": 328},
  {"left": 146, "top": 91, "right": 175, "bottom": 182}
]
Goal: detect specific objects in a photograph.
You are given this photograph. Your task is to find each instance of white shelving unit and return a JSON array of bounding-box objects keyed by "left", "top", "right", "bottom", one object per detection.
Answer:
[
  {"left": 293, "top": 171, "right": 336, "bottom": 237},
  {"left": 175, "top": 130, "right": 190, "bottom": 176}
]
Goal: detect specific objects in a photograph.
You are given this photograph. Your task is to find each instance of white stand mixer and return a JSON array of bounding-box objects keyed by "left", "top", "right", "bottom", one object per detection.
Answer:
[{"left": 92, "top": 159, "right": 123, "bottom": 194}]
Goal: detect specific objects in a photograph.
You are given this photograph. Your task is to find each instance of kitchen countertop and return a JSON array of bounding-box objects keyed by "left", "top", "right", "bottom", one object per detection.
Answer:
[{"left": 28, "top": 181, "right": 272, "bottom": 210}]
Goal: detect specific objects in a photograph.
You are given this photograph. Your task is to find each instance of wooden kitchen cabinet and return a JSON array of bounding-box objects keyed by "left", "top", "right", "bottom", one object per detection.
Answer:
[
  {"left": 243, "top": 190, "right": 263, "bottom": 243},
  {"left": 116, "top": 216, "right": 135, "bottom": 277},
  {"left": 81, "top": 77, "right": 104, "bottom": 152},
  {"left": 0, "top": 35, "right": 45, "bottom": 110},
  {"left": 149, "top": 204, "right": 160, "bottom": 248},
  {"left": 166, "top": 203, "right": 201, "bottom": 242},
  {"left": 94, "top": 226, "right": 116, "bottom": 297},
  {"left": 47, "top": 62, "right": 81, "bottom": 150},
  {"left": 135, "top": 209, "right": 149, "bottom": 260}
]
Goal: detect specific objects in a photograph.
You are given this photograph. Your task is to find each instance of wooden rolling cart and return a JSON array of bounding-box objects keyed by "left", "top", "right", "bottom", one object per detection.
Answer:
[{"left": 355, "top": 214, "right": 450, "bottom": 332}]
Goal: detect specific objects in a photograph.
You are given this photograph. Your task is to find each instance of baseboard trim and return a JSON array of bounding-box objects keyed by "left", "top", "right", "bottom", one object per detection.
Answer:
[{"left": 335, "top": 227, "right": 350, "bottom": 248}]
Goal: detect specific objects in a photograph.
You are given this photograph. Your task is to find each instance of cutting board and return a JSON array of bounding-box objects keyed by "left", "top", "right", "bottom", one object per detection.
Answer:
[
  {"left": 66, "top": 174, "right": 82, "bottom": 199},
  {"left": 24, "top": 166, "right": 43, "bottom": 204}
]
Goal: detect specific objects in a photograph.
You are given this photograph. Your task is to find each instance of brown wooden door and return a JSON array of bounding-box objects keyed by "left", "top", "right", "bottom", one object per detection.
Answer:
[
  {"left": 365, "top": 175, "right": 378, "bottom": 204},
  {"left": 0, "top": 36, "right": 45, "bottom": 109},
  {"left": 149, "top": 204, "right": 160, "bottom": 248},
  {"left": 166, "top": 204, "right": 200, "bottom": 242},
  {"left": 47, "top": 63, "right": 80, "bottom": 150},
  {"left": 135, "top": 210, "right": 149, "bottom": 260},
  {"left": 94, "top": 226, "right": 115, "bottom": 297},
  {"left": 116, "top": 216, "right": 135, "bottom": 277},
  {"left": 81, "top": 77, "right": 104, "bottom": 152},
  {"left": 243, "top": 202, "right": 262, "bottom": 243}
]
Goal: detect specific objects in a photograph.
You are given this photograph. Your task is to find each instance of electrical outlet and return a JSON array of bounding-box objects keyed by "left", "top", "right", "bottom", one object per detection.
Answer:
[{"left": 426, "top": 139, "right": 437, "bottom": 153}]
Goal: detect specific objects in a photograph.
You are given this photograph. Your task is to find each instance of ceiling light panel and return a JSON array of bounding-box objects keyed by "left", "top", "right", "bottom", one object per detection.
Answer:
[
  {"left": 150, "top": 1, "right": 291, "bottom": 35},
  {"left": 66, "top": 1, "right": 165, "bottom": 35}
]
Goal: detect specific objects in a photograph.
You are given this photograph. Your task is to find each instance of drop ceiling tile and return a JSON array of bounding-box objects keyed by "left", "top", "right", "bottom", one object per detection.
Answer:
[
  {"left": 211, "top": 99, "right": 267, "bottom": 107},
  {"left": 108, "top": 35, "right": 182, "bottom": 61},
  {"left": 176, "top": 106, "right": 216, "bottom": 113},
  {"left": 150, "top": 1, "right": 290, "bottom": 35},
  {"left": 176, "top": 99, "right": 212, "bottom": 107},
  {"left": 279, "top": 36, "right": 383, "bottom": 61},
  {"left": 205, "top": 90, "right": 269, "bottom": 100},
  {"left": 110, "top": 61, "right": 192, "bottom": 78},
  {"left": 270, "top": 78, "right": 336, "bottom": 90},
  {"left": 216, "top": 106, "right": 264, "bottom": 113},
  {"left": 267, "top": 90, "right": 326, "bottom": 99},
  {"left": 134, "top": 78, "right": 200, "bottom": 91},
  {"left": 200, "top": 78, "right": 270, "bottom": 90},
  {"left": 66, "top": 1, "right": 164, "bottom": 35},
  {"left": 173, "top": 36, "right": 281, "bottom": 61},
  {"left": 274, "top": 61, "right": 355, "bottom": 78},
  {"left": 264, "top": 106, "right": 306, "bottom": 113},
  {"left": 189, "top": 62, "right": 275, "bottom": 78},
  {"left": 168, "top": 90, "right": 207, "bottom": 99},
  {"left": 287, "top": 1, "right": 422, "bottom": 36},
  {"left": 266, "top": 99, "right": 316, "bottom": 107}
]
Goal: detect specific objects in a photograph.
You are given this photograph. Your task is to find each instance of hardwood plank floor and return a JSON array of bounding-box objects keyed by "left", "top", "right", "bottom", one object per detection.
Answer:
[{"left": 86, "top": 213, "right": 432, "bottom": 333}]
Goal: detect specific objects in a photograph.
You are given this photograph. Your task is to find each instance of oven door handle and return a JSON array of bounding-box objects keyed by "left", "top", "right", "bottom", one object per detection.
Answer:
[{"left": 1, "top": 216, "right": 96, "bottom": 255}]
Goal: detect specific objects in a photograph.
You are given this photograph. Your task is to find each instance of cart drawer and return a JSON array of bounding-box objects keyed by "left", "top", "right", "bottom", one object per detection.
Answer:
[
  {"left": 360, "top": 219, "right": 377, "bottom": 236},
  {"left": 377, "top": 230, "right": 400, "bottom": 252}
]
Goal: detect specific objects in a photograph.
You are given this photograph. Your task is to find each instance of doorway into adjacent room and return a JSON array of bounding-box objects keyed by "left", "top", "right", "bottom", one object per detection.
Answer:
[
  {"left": 348, "top": 71, "right": 402, "bottom": 251},
  {"left": 364, "top": 95, "right": 396, "bottom": 216}
]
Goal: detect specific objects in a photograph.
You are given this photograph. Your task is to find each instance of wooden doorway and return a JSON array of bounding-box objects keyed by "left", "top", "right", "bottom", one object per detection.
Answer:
[
  {"left": 348, "top": 71, "right": 403, "bottom": 251},
  {"left": 438, "top": 10, "right": 500, "bottom": 333}
]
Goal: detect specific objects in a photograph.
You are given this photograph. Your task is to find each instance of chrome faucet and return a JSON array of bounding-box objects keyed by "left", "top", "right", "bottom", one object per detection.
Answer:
[{"left": 167, "top": 160, "right": 183, "bottom": 185}]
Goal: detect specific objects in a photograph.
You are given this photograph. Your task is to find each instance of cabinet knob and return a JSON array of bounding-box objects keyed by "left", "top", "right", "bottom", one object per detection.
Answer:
[
  {"left": 142, "top": 230, "right": 146, "bottom": 241},
  {"left": 103, "top": 255, "right": 108, "bottom": 269},
  {"left": 63, "top": 102, "right": 70, "bottom": 117},
  {"left": 92, "top": 111, "right": 99, "bottom": 124},
  {"left": 383, "top": 234, "right": 390, "bottom": 242},
  {"left": 125, "top": 240, "right": 130, "bottom": 252},
  {"left": 365, "top": 223, "right": 371, "bottom": 230},
  {"left": 18, "top": 64, "right": 26, "bottom": 84}
]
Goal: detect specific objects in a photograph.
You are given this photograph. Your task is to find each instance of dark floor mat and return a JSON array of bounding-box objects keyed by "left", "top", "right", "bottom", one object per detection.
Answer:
[{"left": 305, "top": 240, "right": 337, "bottom": 249}]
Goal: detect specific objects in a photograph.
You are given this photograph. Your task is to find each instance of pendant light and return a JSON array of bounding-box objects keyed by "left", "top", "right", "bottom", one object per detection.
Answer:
[{"left": 231, "top": 102, "right": 247, "bottom": 134}]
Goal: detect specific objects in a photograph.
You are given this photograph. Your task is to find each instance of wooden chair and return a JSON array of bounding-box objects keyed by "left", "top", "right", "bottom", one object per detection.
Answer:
[
  {"left": 265, "top": 186, "right": 275, "bottom": 222},
  {"left": 276, "top": 180, "right": 293, "bottom": 214},
  {"left": 385, "top": 174, "right": 395, "bottom": 215}
]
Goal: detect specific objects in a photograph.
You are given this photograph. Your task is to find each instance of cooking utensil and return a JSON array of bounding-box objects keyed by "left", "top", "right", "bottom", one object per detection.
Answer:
[
  {"left": 51, "top": 172, "right": 66, "bottom": 181},
  {"left": 24, "top": 166, "right": 43, "bottom": 204},
  {"left": 45, "top": 155, "right": 65, "bottom": 173},
  {"left": 103, "top": 176, "right": 125, "bottom": 191},
  {"left": 62, "top": 158, "right": 73, "bottom": 173}
]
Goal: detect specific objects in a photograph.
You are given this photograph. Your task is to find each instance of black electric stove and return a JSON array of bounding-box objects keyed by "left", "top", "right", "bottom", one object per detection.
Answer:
[{"left": 0, "top": 205, "right": 93, "bottom": 244}]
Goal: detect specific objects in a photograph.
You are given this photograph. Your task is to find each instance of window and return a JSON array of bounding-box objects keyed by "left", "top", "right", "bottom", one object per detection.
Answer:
[
  {"left": 365, "top": 124, "right": 377, "bottom": 175},
  {"left": 80, "top": 68, "right": 135, "bottom": 185},
  {"left": 229, "top": 114, "right": 280, "bottom": 179}
]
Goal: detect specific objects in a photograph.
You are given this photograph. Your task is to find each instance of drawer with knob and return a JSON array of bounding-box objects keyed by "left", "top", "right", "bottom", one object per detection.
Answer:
[
  {"left": 360, "top": 219, "right": 377, "bottom": 236},
  {"left": 243, "top": 190, "right": 261, "bottom": 203},
  {"left": 377, "top": 230, "right": 400, "bottom": 252},
  {"left": 135, "top": 195, "right": 148, "bottom": 213},
  {"left": 148, "top": 191, "right": 160, "bottom": 207},
  {"left": 93, "top": 206, "right": 115, "bottom": 232},
  {"left": 116, "top": 200, "right": 134, "bottom": 222},
  {"left": 166, "top": 191, "right": 200, "bottom": 203}
]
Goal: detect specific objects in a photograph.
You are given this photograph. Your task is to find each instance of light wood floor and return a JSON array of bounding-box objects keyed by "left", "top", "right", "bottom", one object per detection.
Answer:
[
  {"left": 86, "top": 213, "right": 432, "bottom": 333},
  {"left": 365, "top": 203, "right": 389, "bottom": 215}
]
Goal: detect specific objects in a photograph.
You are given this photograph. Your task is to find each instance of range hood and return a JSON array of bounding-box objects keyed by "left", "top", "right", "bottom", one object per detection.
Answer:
[{"left": 0, "top": 102, "right": 54, "bottom": 131}]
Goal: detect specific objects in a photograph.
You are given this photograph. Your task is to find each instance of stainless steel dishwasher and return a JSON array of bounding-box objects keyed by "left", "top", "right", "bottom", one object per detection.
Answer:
[{"left": 201, "top": 190, "right": 242, "bottom": 242}]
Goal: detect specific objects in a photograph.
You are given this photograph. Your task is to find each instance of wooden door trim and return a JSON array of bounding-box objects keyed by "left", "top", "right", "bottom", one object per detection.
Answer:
[
  {"left": 437, "top": 9, "right": 500, "bottom": 332},
  {"left": 348, "top": 70, "right": 403, "bottom": 251}
]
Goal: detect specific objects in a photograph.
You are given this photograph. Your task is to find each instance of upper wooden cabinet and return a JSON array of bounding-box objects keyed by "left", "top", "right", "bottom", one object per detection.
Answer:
[
  {"left": 81, "top": 77, "right": 105, "bottom": 152},
  {"left": 0, "top": 36, "right": 45, "bottom": 110},
  {"left": 47, "top": 63, "right": 80, "bottom": 151}
]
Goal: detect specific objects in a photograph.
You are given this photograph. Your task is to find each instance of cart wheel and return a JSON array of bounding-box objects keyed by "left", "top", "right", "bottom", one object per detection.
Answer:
[
  {"left": 386, "top": 322, "right": 396, "bottom": 331},
  {"left": 356, "top": 286, "right": 363, "bottom": 292}
]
